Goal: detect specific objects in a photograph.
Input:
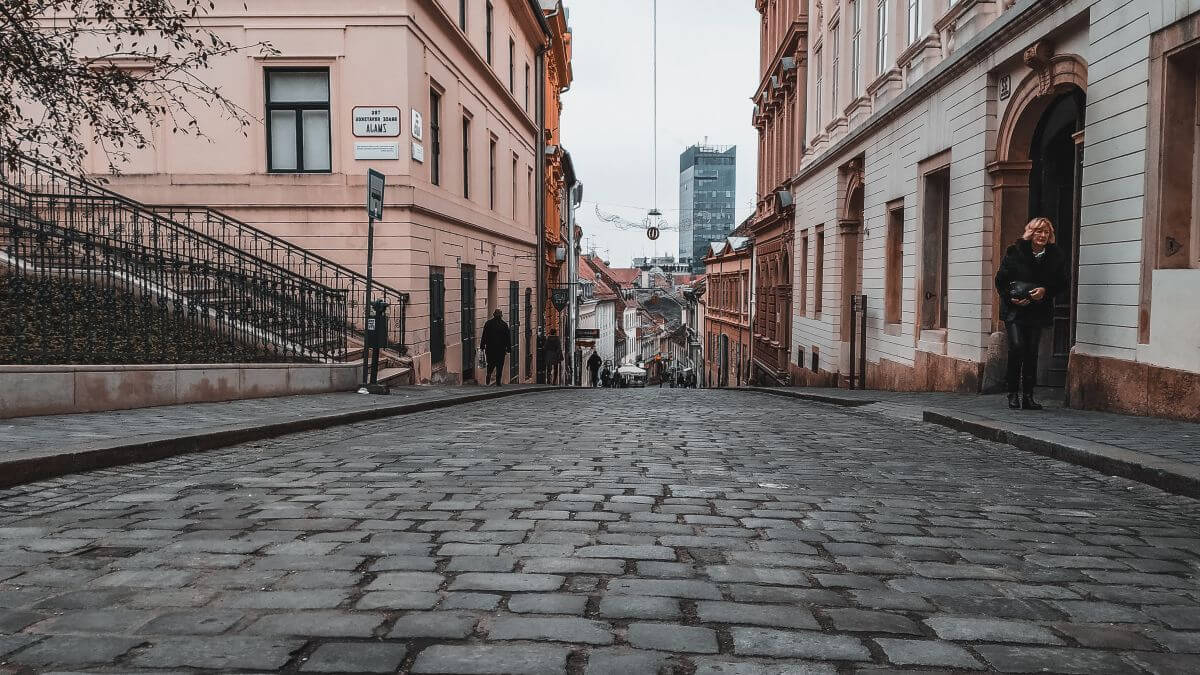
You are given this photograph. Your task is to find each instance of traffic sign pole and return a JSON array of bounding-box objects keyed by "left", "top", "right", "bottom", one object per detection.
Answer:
[{"left": 361, "top": 170, "right": 385, "bottom": 392}]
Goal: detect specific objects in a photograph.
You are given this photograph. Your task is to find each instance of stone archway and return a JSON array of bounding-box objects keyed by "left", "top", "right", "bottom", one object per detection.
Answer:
[
  {"left": 838, "top": 161, "right": 866, "bottom": 345},
  {"left": 989, "top": 45, "right": 1087, "bottom": 310},
  {"left": 985, "top": 44, "right": 1087, "bottom": 390}
]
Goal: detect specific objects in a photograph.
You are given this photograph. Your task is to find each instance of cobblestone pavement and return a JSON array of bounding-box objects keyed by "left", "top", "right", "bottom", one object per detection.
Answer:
[
  {"left": 0, "top": 387, "right": 513, "bottom": 454},
  {"left": 2, "top": 388, "right": 1200, "bottom": 674},
  {"left": 762, "top": 387, "right": 1200, "bottom": 467}
]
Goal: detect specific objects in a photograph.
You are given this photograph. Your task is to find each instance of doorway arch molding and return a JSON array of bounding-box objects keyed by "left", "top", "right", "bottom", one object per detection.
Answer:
[
  {"left": 987, "top": 45, "right": 1087, "bottom": 332},
  {"left": 995, "top": 47, "right": 1088, "bottom": 164}
]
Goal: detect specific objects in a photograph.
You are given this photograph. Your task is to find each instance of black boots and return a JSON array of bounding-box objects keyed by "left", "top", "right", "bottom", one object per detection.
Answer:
[{"left": 1007, "top": 393, "right": 1043, "bottom": 410}]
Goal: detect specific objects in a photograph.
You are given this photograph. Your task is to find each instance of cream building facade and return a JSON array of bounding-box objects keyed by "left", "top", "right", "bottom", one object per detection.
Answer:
[{"left": 777, "top": 0, "right": 1200, "bottom": 419}]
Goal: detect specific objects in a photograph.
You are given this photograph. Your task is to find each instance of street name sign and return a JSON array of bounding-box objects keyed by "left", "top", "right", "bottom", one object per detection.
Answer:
[{"left": 353, "top": 107, "right": 402, "bottom": 136}]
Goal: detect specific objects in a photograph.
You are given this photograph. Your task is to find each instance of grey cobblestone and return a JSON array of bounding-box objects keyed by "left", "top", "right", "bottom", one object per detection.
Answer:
[{"left": 2, "top": 389, "right": 1199, "bottom": 672}]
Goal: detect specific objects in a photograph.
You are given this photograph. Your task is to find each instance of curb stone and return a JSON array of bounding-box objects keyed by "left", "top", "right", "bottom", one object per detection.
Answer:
[
  {"left": 744, "top": 387, "right": 1200, "bottom": 499},
  {"left": 0, "top": 386, "right": 561, "bottom": 488}
]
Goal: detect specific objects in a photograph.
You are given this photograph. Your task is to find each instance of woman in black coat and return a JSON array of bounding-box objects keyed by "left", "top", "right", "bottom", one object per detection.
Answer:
[{"left": 994, "top": 217, "right": 1069, "bottom": 410}]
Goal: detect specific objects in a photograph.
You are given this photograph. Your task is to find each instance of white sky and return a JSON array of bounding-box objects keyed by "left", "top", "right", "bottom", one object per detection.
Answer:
[{"left": 560, "top": 0, "right": 761, "bottom": 267}]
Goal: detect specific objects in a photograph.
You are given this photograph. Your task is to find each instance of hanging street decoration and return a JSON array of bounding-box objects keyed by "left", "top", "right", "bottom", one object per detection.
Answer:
[{"left": 647, "top": 226, "right": 660, "bottom": 241}]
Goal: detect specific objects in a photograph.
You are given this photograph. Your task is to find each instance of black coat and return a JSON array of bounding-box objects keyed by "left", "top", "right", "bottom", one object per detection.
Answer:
[
  {"left": 994, "top": 239, "right": 1069, "bottom": 326},
  {"left": 480, "top": 317, "right": 511, "bottom": 359},
  {"left": 587, "top": 353, "right": 602, "bottom": 371}
]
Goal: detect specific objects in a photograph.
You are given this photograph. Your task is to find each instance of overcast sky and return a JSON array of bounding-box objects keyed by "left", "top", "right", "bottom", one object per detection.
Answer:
[{"left": 560, "top": 0, "right": 760, "bottom": 267}]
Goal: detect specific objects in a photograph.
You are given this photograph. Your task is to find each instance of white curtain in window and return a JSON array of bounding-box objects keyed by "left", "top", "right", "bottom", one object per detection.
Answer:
[
  {"left": 270, "top": 110, "right": 297, "bottom": 170},
  {"left": 302, "top": 110, "right": 331, "bottom": 170},
  {"left": 270, "top": 72, "right": 329, "bottom": 103}
]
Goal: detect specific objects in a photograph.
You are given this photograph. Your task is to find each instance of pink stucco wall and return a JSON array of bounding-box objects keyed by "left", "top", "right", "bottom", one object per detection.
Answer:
[{"left": 89, "top": 0, "right": 544, "bottom": 384}]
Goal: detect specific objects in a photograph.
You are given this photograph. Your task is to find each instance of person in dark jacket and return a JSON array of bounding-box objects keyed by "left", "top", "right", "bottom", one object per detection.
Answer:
[
  {"left": 994, "top": 217, "right": 1069, "bottom": 410},
  {"left": 479, "top": 309, "right": 511, "bottom": 386},
  {"left": 587, "top": 350, "right": 602, "bottom": 387},
  {"left": 543, "top": 329, "right": 563, "bottom": 384}
]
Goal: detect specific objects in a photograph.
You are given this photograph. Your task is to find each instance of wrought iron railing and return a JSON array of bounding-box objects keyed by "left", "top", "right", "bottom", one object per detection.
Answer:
[
  {"left": 1, "top": 183, "right": 347, "bottom": 364},
  {"left": 0, "top": 151, "right": 409, "bottom": 359}
]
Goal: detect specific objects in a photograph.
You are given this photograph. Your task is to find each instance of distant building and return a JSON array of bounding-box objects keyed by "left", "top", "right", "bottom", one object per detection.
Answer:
[
  {"left": 678, "top": 144, "right": 737, "bottom": 274},
  {"left": 703, "top": 236, "right": 752, "bottom": 388}
]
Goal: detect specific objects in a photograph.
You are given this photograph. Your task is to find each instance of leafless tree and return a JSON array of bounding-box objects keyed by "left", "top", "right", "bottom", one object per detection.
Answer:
[{"left": 0, "top": 0, "right": 274, "bottom": 173}]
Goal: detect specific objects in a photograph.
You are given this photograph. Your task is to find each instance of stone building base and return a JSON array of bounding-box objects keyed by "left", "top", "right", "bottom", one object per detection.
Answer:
[{"left": 1067, "top": 353, "right": 1200, "bottom": 422}]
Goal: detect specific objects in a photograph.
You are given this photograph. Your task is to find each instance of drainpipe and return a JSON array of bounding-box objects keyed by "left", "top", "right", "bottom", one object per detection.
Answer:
[{"left": 531, "top": 1, "right": 551, "bottom": 383}]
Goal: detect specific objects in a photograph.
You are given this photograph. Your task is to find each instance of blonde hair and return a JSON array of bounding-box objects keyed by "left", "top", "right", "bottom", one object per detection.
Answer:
[{"left": 1022, "top": 217, "right": 1056, "bottom": 245}]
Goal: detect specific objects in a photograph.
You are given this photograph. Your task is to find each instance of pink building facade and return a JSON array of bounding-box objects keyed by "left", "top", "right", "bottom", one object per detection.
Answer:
[{"left": 88, "top": 0, "right": 551, "bottom": 384}]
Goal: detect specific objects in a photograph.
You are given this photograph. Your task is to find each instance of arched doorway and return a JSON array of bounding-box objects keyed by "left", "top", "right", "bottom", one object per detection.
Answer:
[
  {"left": 1028, "top": 90, "right": 1084, "bottom": 386},
  {"left": 989, "top": 48, "right": 1087, "bottom": 389}
]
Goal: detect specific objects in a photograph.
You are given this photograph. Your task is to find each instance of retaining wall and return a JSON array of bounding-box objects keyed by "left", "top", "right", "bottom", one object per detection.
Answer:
[{"left": 0, "top": 363, "right": 360, "bottom": 419}]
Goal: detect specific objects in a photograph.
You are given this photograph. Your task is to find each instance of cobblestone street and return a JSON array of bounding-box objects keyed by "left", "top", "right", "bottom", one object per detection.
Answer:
[{"left": 2, "top": 388, "right": 1200, "bottom": 674}]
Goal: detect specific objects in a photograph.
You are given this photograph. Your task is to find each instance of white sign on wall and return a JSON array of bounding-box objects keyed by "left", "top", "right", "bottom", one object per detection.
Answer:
[
  {"left": 354, "top": 142, "right": 400, "bottom": 160},
  {"left": 411, "top": 110, "right": 424, "bottom": 141},
  {"left": 411, "top": 142, "right": 425, "bottom": 163},
  {"left": 352, "top": 107, "right": 401, "bottom": 137}
]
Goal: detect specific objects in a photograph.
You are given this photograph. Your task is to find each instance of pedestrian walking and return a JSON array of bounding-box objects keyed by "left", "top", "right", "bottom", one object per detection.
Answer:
[
  {"left": 600, "top": 365, "right": 611, "bottom": 388},
  {"left": 587, "top": 350, "right": 602, "bottom": 387},
  {"left": 479, "top": 309, "right": 511, "bottom": 386},
  {"left": 994, "top": 217, "right": 1068, "bottom": 410},
  {"left": 543, "top": 329, "right": 563, "bottom": 384}
]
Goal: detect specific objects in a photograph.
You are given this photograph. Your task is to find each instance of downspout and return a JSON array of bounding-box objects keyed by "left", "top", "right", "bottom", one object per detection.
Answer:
[
  {"left": 530, "top": 0, "right": 551, "bottom": 383},
  {"left": 747, "top": 240, "right": 755, "bottom": 387}
]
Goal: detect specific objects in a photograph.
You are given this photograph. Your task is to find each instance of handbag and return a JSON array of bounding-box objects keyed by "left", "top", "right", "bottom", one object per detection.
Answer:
[
  {"left": 478, "top": 350, "right": 487, "bottom": 369},
  {"left": 1008, "top": 281, "right": 1039, "bottom": 301}
]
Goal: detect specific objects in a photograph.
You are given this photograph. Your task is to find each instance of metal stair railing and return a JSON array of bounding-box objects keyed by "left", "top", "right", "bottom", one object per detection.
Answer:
[
  {"left": 0, "top": 181, "right": 347, "bottom": 364},
  {"left": 0, "top": 151, "right": 409, "bottom": 358}
]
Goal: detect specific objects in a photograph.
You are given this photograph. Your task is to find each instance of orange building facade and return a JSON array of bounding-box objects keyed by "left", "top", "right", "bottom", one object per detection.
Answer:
[
  {"left": 703, "top": 237, "right": 753, "bottom": 388},
  {"left": 750, "top": 0, "right": 807, "bottom": 384},
  {"left": 542, "top": 1, "right": 573, "bottom": 334}
]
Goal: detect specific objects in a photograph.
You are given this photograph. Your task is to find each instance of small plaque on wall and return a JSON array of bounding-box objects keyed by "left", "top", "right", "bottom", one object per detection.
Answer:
[
  {"left": 411, "top": 142, "right": 425, "bottom": 163},
  {"left": 354, "top": 142, "right": 400, "bottom": 160}
]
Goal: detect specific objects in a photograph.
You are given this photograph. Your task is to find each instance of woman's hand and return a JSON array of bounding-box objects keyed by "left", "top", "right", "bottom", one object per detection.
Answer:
[
  {"left": 1029, "top": 287, "right": 1047, "bottom": 301},
  {"left": 1012, "top": 298, "right": 1031, "bottom": 306}
]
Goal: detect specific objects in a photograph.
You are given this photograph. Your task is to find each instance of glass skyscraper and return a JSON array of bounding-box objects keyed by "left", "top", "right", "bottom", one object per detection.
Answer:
[{"left": 678, "top": 144, "right": 737, "bottom": 274}]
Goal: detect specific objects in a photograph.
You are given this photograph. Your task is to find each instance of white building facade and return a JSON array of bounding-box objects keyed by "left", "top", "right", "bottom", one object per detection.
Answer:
[{"left": 776, "top": 0, "right": 1200, "bottom": 420}]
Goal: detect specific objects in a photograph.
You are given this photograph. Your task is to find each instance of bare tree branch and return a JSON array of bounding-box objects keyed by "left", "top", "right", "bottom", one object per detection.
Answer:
[{"left": 0, "top": 0, "right": 276, "bottom": 175}]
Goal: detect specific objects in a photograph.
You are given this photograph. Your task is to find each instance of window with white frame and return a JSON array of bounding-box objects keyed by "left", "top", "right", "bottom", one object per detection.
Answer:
[
  {"left": 813, "top": 44, "right": 823, "bottom": 129},
  {"left": 876, "top": 0, "right": 888, "bottom": 75},
  {"left": 850, "top": 0, "right": 862, "bottom": 96},
  {"left": 831, "top": 24, "right": 840, "bottom": 114},
  {"left": 907, "top": 0, "right": 921, "bottom": 45},
  {"left": 266, "top": 69, "right": 331, "bottom": 173}
]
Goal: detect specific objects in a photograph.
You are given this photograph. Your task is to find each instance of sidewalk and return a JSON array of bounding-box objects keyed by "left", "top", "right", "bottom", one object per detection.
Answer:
[
  {"left": 0, "top": 385, "right": 553, "bottom": 488},
  {"left": 750, "top": 387, "right": 1200, "bottom": 498}
]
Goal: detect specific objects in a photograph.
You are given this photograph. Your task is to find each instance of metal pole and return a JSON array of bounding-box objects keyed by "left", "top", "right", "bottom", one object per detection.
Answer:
[
  {"left": 858, "top": 294, "right": 867, "bottom": 390},
  {"left": 361, "top": 215, "right": 375, "bottom": 387},
  {"left": 535, "top": 44, "right": 547, "bottom": 384},
  {"left": 848, "top": 294, "right": 856, "bottom": 390}
]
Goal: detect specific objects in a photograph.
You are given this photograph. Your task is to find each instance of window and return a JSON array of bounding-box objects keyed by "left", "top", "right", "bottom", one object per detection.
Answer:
[
  {"left": 508, "top": 39, "right": 516, "bottom": 93},
  {"left": 512, "top": 155, "right": 518, "bottom": 219},
  {"left": 486, "top": 2, "right": 494, "bottom": 64},
  {"left": 489, "top": 136, "right": 497, "bottom": 210},
  {"left": 527, "top": 166, "right": 533, "bottom": 224},
  {"left": 920, "top": 166, "right": 950, "bottom": 330},
  {"left": 799, "top": 233, "right": 809, "bottom": 314},
  {"left": 907, "top": 0, "right": 920, "bottom": 45},
  {"left": 850, "top": 0, "right": 862, "bottom": 96},
  {"left": 830, "top": 23, "right": 840, "bottom": 113},
  {"left": 813, "top": 44, "right": 823, "bottom": 129},
  {"left": 876, "top": 0, "right": 888, "bottom": 76},
  {"left": 461, "top": 114, "right": 471, "bottom": 199},
  {"left": 885, "top": 203, "right": 904, "bottom": 325},
  {"left": 265, "top": 69, "right": 330, "bottom": 172},
  {"left": 459, "top": 0, "right": 467, "bottom": 31},
  {"left": 524, "top": 63, "right": 531, "bottom": 110},
  {"left": 429, "top": 88, "right": 442, "bottom": 185},
  {"left": 814, "top": 228, "right": 825, "bottom": 315}
]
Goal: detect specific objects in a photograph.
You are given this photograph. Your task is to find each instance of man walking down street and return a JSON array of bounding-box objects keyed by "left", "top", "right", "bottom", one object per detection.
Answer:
[
  {"left": 544, "top": 329, "right": 563, "bottom": 385},
  {"left": 587, "top": 350, "right": 602, "bottom": 387},
  {"left": 479, "top": 310, "right": 511, "bottom": 386}
]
